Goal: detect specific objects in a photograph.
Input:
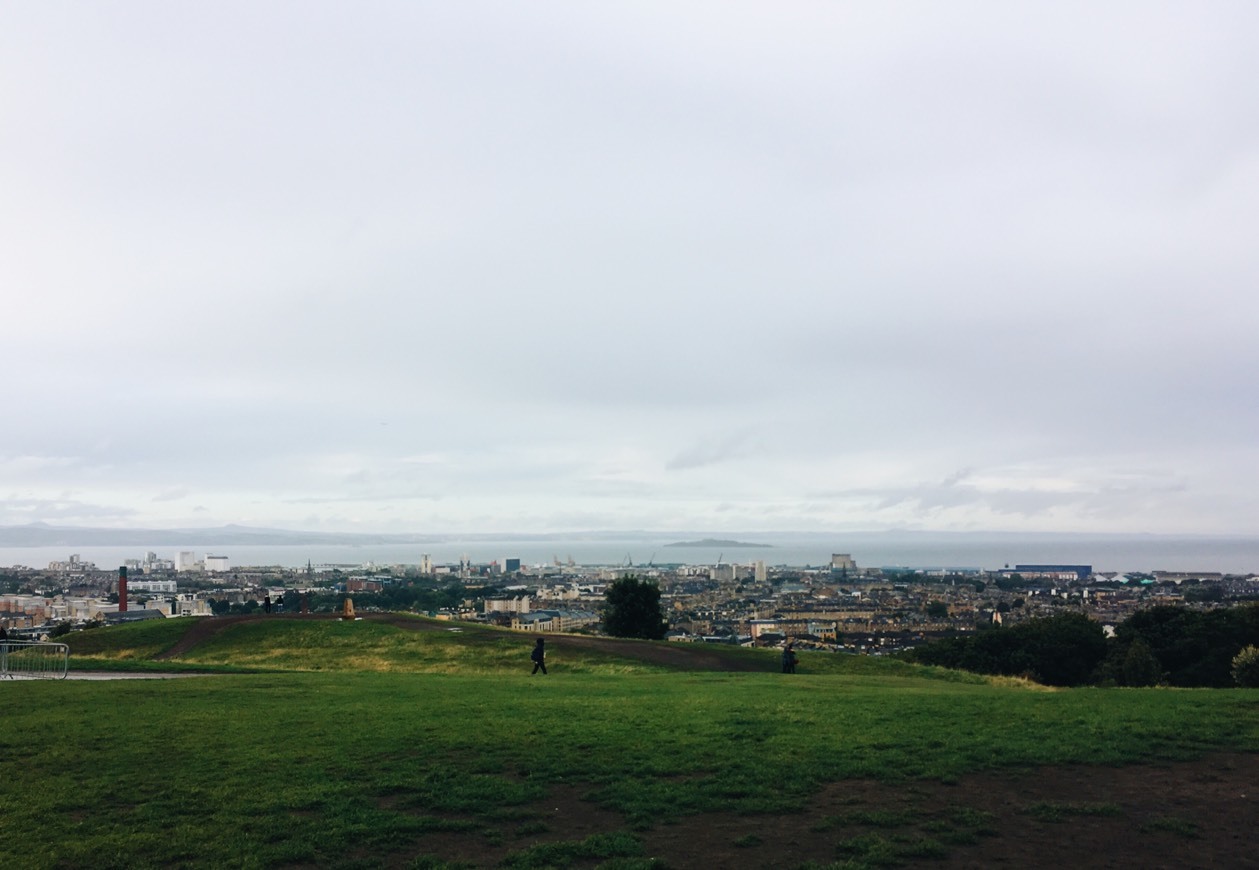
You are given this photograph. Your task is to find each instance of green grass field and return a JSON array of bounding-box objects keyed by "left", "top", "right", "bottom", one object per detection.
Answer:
[{"left": 3, "top": 617, "right": 1257, "bottom": 868}]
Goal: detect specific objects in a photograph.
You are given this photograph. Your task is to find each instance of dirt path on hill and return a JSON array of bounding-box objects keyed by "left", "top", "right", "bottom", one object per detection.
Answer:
[
  {"left": 153, "top": 613, "right": 768, "bottom": 671},
  {"left": 368, "top": 613, "right": 769, "bottom": 672},
  {"left": 152, "top": 613, "right": 335, "bottom": 660},
  {"left": 542, "top": 632, "right": 768, "bottom": 672}
]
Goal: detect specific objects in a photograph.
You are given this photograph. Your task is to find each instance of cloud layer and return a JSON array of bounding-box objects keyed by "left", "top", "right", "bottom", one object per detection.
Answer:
[{"left": 4, "top": 2, "right": 1258, "bottom": 534}]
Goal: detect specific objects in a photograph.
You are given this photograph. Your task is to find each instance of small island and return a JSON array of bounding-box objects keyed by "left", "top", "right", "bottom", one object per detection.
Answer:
[{"left": 664, "top": 538, "right": 772, "bottom": 548}]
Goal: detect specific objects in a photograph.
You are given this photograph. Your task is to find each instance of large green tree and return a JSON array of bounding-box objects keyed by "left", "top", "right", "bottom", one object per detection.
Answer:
[
  {"left": 909, "top": 612, "right": 1107, "bottom": 686},
  {"left": 602, "top": 576, "right": 668, "bottom": 639},
  {"left": 1115, "top": 604, "right": 1259, "bottom": 687}
]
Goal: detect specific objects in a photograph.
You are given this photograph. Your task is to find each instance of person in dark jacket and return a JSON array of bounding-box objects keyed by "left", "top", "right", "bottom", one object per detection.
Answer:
[
  {"left": 781, "top": 642, "right": 798, "bottom": 674},
  {"left": 530, "top": 638, "right": 548, "bottom": 675}
]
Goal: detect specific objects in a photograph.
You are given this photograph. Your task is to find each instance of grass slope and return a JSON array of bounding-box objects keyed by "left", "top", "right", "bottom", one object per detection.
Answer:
[
  {"left": 3, "top": 618, "right": 1256, "bottom": 868},
  {"left": 61, "top": 615, "right": 978, "bottom": 679}
]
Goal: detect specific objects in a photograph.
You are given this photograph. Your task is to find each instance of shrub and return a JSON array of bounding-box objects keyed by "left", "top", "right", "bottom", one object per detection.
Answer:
[
  {"left": 1121, "top": 638, "right": 1162, "bottom": 687},
  {"left": 1231, "top": 645, "right": 1259, "bottom": 687}
]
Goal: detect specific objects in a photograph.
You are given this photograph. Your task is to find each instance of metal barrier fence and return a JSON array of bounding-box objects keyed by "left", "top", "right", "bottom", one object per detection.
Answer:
[{"left": 1, "top": 642, "right": 70, "bottom": 680}]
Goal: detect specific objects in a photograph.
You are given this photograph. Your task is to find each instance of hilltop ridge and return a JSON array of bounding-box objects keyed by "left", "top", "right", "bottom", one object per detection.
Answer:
[{"left": 663, "top": 538, "right": 771, "bottom": 548}]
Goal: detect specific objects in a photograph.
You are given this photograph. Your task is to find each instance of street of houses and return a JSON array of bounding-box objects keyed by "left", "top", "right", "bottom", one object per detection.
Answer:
[{"left": 2, "top": 553, "right": 1255, "bottom": 652}]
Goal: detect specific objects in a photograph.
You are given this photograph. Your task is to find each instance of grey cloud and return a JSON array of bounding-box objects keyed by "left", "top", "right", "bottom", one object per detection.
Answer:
[
  {"left": 3, "top": 3, "right": 1258, "bottom": 534},
  {"left": 284, "top": 493, "right": 445, "bottom": 506},
  {"left": 0, "top": 497, "right": 138, "bottom": 525},
  {"left": 667, "top": 432, "right": 759, "bottom": 471}
]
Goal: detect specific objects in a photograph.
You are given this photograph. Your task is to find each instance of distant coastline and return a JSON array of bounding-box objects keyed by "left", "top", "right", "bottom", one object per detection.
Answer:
[
  {"left": 3, "top": 524, "right": 1259, "bottom": 573},
  {"left": 3, "top": 536, "right": 1259, "bottom": 574},
  {"left": 663, "top": 538, "right": 771, "bottom": 549}
]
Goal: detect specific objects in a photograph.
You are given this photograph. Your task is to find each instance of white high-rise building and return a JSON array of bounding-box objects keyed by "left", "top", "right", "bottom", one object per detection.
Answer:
[
  {"left": 175, "top": 551, "right": 198, "bottom": 572},
  {"left": 831, "top": 553, "right": 856, "bottom": 571}
]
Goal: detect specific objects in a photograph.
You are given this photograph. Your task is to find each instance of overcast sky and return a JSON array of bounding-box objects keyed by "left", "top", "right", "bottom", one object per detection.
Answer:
[{"left": 3, "top": 2, "right": 1258, "bottom": 535}]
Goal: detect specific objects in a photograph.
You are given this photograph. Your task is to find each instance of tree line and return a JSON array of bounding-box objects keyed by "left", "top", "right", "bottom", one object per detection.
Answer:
[{"left": 907, "top": 604, "right": 1259, "bottom": 687}]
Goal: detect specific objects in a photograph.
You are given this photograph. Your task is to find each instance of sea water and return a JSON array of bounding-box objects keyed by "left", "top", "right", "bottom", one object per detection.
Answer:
[{"left": 3, "top": 534, "right": 1259, "bottom": 574}]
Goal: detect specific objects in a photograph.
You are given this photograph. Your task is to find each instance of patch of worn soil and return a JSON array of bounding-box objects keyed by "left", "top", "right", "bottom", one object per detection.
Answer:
[
  {"left": 397, "top": 753, "right": 1259, "bottom": 869},
  {"left": 153, "top": 613, "right": 335, "bottom": 659},
  {"left": 369, "top": 613, "right": 766, "bottom": 671}
]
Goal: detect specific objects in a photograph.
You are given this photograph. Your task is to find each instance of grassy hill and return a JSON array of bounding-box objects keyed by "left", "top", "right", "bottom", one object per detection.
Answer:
[
  {"left": 3, "top": 616, "right": 1257, "bottom": 868},
  {"left": 60, "top": 614, "right": 991, "bottom": 681}
]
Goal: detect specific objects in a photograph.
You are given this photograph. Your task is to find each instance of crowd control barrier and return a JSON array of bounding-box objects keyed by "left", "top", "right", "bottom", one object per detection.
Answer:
[{"left": 1, "top": 642, "right": 70, "bottom": 680}]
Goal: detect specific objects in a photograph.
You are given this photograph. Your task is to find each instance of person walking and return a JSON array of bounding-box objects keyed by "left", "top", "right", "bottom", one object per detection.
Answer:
[
  {"left": 530, "top": 638, "right": 548, "bottom": 675},
  {"left": 263, "top": 594, "right": 272, "bottom": 615},
  {"left": 781, "top": 642, "right": 798, "bottom": 674}
]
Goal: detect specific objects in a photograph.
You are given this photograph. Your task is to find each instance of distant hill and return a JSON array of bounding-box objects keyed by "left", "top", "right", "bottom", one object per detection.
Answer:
[{"left": 664, "top": 538, "right": 772, "bottom": 548}]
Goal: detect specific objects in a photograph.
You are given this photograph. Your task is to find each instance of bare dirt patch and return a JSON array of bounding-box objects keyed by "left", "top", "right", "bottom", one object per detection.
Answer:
[
  {"left": 399, "top": 753, "right": 1259, "bottom": 869},
  {"left": 153, "top": 613, "right": 336, "bottom": 660},
  {"left": 367, "top": 613, "right": 767, "bottom": 671},
  {"left": 393, "top": 784, "right": 629, "bottom": 869}
]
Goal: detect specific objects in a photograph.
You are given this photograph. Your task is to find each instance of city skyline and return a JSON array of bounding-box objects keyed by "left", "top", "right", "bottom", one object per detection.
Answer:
[{"left": 4, "top": 3, "right": 1258, "bottom": 536}]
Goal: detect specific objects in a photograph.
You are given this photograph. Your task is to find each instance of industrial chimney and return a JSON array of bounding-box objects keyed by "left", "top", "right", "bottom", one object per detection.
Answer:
[{"left": 118, "top": 566, "right": 128, "bottom": 613}]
